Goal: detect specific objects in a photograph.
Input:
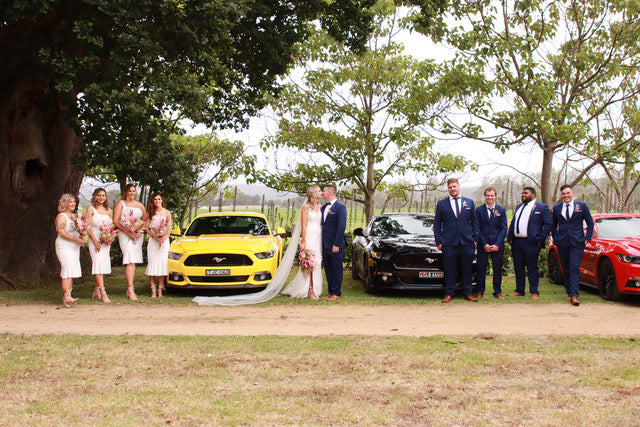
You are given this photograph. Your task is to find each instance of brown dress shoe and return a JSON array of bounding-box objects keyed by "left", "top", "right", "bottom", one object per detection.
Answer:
[
  {"left": 508, "top": 292, "right": 525, "bottom": 297},
  {"left": 325, "top": 294, "right": 334, "bottom": 301},
  {"left": 326, "top": 295, "right": 341, "bottom": 301},
  {"left": 530, "top": 293, "right": 539, "bottom": 300},
  {"left": 464, "top": 295, "right": 478, "bottom": 302},
  {"left": 494, "top": 294, "right": 505, "bottom": 300},
  {"left": 441, "top": 295, "right": 453, "bottom": 303},
  {"left": 475, "top": 293, "right": 483, "bottom": 300},
  {"left": 570, "top": 296, "right": 580, "bottom": 306}
]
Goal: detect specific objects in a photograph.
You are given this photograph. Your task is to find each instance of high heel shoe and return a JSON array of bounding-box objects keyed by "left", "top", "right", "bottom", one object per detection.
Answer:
[
  {"left": 150, "top": 283, "right": 157, "bottom": 298},
  {"left": 92, "top": 286, "right": 101, "bottom": 300},
  {"left": 63, "top": 290, "right": 79, "bottom": 308},
  {"left": 126, "top": 286, "right": 138, "bottom": 301},
  {"left": 98, "top": 286, "right": 111, "bottom": 304}
]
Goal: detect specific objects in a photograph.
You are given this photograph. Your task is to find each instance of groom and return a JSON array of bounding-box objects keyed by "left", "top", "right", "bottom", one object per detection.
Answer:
[{"left": 321, "top": 184, "right": 347, "bottom": 301}]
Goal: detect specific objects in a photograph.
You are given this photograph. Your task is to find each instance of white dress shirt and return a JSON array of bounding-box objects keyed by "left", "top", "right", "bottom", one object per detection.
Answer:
[
  {"left": 563, "top": 200, "right": 574, "bottom": 219},
  {"left": 514, "top": 201, "right": 534, "bottom": 237},
  {"left": 449, "top": 196, "right": 461, "bottom": 217},
  {"left": 323, "top": 201, "right": 334, "bottom": 221}
]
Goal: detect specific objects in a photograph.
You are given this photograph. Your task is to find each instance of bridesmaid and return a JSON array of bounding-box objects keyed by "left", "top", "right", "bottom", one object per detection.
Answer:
[
  {"left": 113, "top": 184, "right": 147, "bottom": 300},
  {"left": 86, "top": 188, "right": 112, "bottom": 303},
  {"left": 145, "top": 192, "right": 171, "bottom": 297},
  {"left": 54, "top": 194, "right": 85, "bottom": 307}
]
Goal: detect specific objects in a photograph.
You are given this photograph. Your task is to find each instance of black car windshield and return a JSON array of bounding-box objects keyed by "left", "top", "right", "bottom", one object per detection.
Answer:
[
  {"left": 185, "top": 216, "right": 270, "bottom": 236},
  {"left": 370, "top": 216, "right": 434, "bottom": 237},
  {"left": 595, "top": 217, "right": 640, "bottom": 238}
]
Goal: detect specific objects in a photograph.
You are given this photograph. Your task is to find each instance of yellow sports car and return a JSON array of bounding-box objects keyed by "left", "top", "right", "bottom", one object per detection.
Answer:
[{"left": 167, "top": 212, "right": 286, "bottom": 291}]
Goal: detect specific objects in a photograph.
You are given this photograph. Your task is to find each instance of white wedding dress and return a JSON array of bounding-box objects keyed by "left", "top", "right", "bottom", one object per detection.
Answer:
[
  {"left": 282, "top": 208, "right": 323, "bottom": 298},
  {"left": 192, "top": 209, "right": 322, "bottom": 306}
]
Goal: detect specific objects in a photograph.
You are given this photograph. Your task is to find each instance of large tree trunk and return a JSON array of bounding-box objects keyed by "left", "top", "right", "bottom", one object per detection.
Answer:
[{"left": 0, "top": 78, "right": 83, "bottom": 283}]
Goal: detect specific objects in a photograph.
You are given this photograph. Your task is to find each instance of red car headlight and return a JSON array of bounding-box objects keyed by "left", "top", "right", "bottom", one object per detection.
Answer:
[{"left": 616, "top": 254, "right": 640, "bottom": 264}]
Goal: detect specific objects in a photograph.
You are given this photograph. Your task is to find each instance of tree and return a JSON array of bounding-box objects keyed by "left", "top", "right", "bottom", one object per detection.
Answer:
[
  {"left": 171, "top": 134, "right": 254, "bottom": 228},
  {"left": 0, "top": 0, "right": 378, "bottom": 281},
  {"left": 414, "top": 0, "right": 640, "bottom": 205},
  {"left": 259, "top": 1, "right": 470, "bottom": 222}
]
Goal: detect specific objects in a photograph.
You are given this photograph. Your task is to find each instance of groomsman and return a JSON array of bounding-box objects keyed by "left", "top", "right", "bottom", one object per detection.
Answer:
[
  {"left": 433, "top": 178, "right": 479, "bottom": 303},
  {"left": 551, "top": 184, "right": 594, "bottom": 306},
  {"left": 474, "top": 187, "right": 508, "bottom": 300},
  {"left": 507, "top": 187, "right": 553, "bottom": 299}
]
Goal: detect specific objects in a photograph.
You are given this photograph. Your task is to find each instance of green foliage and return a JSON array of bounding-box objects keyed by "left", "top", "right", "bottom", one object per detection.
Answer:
[
  {"left": 259, "top": 1, "right": 470, "bottom": 221},
  {"left": 410, "top": 0, "right": 640, "bottom": 204}
]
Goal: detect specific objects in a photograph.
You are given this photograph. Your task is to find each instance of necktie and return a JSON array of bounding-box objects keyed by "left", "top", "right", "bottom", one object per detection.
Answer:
[
  {"left": 565, "top": 203, "right": 570, "bottom": 220},
  {"left": 516, "top": 202, "right": 528, "bottom": 235},
  {"left": 489, "top": 207, "right": 495, "bottom": 219},
  {"left": 455, "top": 197, "right": 460, "bottom": 218}
]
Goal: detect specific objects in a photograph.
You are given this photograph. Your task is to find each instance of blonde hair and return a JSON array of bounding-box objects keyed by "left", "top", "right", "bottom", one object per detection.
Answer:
[
  {"left": 57, "top": 194, "right": 75, "bottom": 213},
  {"left": 306, "top": 185, "right": 320, "bottom": 204}
]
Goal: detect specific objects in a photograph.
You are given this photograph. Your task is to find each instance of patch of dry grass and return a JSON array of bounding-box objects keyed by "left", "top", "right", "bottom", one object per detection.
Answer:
[{"left": 1, "top": 334, "right": 639, "bottom": 425}]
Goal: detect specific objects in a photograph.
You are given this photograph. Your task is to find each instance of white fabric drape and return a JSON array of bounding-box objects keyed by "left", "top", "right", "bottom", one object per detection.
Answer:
[{"left": 192, "top": 216, "right": 301, "bottom": 306}]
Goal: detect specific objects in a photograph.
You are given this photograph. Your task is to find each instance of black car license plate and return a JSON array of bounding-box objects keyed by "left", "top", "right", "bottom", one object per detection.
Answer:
[
  {"left": 419, "top": 271, "right": 444, "bottom": 278},
  {"left": 205, "top": 269, "right": 230, "bottom": 276}
]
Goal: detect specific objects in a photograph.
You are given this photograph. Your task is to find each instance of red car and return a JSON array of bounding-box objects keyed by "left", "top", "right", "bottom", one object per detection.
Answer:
[{"left": 547, "top": 213, "right": 640, "bottom": 301}]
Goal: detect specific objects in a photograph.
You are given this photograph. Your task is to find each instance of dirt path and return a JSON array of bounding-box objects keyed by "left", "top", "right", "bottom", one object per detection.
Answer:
[{"left": 2, "top": 302, "right": 640, "bottom": 336}]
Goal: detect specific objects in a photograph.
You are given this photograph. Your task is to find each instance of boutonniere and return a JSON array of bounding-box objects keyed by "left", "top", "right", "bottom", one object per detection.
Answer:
[
  {"left": 462, "top": 201, "right": 468, "bottom": 208},
  {"left": 575, "top": 206, "right": 581, "bottom": 212},
  {"left": 495, "top": 211, "right": 501, "bottom": 216}
]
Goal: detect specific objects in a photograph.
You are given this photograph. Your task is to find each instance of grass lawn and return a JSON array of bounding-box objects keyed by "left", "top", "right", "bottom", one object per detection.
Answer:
[
  {"left": 1, "top": 334, "right": 639, "bottom": 425},
  {"left": 0, "top": 266, "right": 617, "bottom": 306}
]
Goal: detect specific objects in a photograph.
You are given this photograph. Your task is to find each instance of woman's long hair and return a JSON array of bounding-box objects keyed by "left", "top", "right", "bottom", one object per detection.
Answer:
[
  {"left": 147, "top": 192, "right": 165, "bottom": 218},
  {"left": 91, "top": 188, "right": 109, "bottom": 209}
]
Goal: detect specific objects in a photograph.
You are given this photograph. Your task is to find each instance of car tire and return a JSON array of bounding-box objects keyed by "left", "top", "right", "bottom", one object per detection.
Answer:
[
  {"left": 363, "top": 275, "right": 375, "bottom": 294},
  {"left": 598, "top": 258, "right": 621, "bottom": 301},
  {"left": 547, "top": 250, "right": 563, "bottom": 285}
]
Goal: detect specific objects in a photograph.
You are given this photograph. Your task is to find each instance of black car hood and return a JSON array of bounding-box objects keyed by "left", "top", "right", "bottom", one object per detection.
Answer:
[{"left": 370, "top": 236, "right": 439, "bottom": 252}]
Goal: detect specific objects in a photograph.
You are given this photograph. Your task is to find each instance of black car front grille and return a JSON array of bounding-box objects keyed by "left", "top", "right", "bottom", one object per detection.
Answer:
[
  {"left": 188, "top": 275, "right": 250, "bottom": 283},
  {"left": 184, "top": 254, "right": 253, "bottom": 267},
  {"left": 394, "top": 253, "right": 443, "bottom": 269}
]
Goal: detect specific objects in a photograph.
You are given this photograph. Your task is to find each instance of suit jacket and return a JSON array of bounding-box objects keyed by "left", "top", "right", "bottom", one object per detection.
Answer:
[
  {"left": 507, "top": 200, "right": 553, "bottom": 247},
  {"left": 433, "top": 196, "right": 478, "bottom": 247},
  {"left": 551, "top": 200, "right": 594, "bottom": 246},
  {"left": 475, "top": 203, "right": 508, "bottom": 249},
  {"left": 321, "top": 200, "right": 347, "bottom": 249}
]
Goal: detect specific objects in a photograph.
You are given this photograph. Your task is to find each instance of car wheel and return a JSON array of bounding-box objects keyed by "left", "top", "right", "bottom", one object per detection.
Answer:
[
  {"left": 547, "top": 250, "right": 563, "bottom": 285},
  {"left": 363, "top": 275, "right": 375, "bottom": 294},
  {"left": 598, "top": 258, "right": 621, "bottom": 301},
  {"left": 351, "top": 251, "right": 359, "bottom": 280}
]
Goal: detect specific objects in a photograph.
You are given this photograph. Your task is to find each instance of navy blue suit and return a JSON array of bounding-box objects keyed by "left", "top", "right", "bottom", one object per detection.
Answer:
[
  {"left": 507, "top": 201, "right": 553, "bottom": 295},
  {"left": 433, "top": 196, "right": 479, "bottom": 297},
  {"left": 321, "top": 200, "right": 347, "bottom": 296},
  {"left": 551, "top": 201, "right": 594, "bottom": 297},
  {"left": 475, "top": 203, "right": 508, "bottom": 296}
]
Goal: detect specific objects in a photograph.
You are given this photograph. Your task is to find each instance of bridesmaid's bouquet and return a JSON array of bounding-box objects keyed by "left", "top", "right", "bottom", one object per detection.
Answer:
[
  {"left": 298, "top": 249, "right": 318, "bottom": 274},
  {"left": 121, "top": 209, "right": 146, "bottom": 240},
  {"left": 99, "top": 220, "right": 118, "bottom": 245},
  {"left": 72, "top": 213, "right": 89, "bottom": 238},
  {"left": 149, "top": 216, "right": 171, "bottom": 247}
]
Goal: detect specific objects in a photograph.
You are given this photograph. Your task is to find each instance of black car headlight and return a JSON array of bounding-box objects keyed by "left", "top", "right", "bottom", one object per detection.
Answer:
[
  {"left": 616, "top": 254, "right": 640, "bottom": 264},
  {"left": 168, "top": 251, "right": 183, "bottom": 260},
  {"left": 255, "top": 250, "right": 276, "bottom": 259}
]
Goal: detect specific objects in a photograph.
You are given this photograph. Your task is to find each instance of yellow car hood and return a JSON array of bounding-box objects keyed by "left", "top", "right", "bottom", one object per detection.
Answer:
[{"left": 170, "top": 234, "right": 277, "bottom": 254}]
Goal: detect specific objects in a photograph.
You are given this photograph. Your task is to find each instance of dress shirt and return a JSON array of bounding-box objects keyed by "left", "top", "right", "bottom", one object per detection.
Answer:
[
  {"left": 514, "top": 201, "right": 534, "bottom": 237},
  {"left": 564, "top": 201, "right": 574, "bottom": 219},
  {"left": 323, "top": 201, "right": 334, "bottom": 221},
  {"left": 486, "top": 204, "right": 496, "bottom": 219},
  {"left": 449, "top": 196, "right": 461, "bottom": 217}
]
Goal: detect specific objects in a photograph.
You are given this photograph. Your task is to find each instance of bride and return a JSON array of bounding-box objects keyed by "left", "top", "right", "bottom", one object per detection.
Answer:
[
  {"left": 192, "top": 185, "right": 324, "bottom": 306},
  {"left": 281, "top": 185, "right": 323, "bottom": 299}
]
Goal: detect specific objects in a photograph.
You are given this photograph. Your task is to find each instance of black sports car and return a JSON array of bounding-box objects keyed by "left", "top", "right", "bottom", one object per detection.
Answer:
[{"left": 352, "top": 212, "right": 476, "bottom": 293}]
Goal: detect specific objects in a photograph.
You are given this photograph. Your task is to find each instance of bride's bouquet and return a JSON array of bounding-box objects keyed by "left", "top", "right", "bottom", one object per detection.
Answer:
[
  {"left": 149, "top": 216, "right": 171, "bottom": 247},
  {"left": 121, "top": 209, "right": 146, "bottom": 240},
  {"left": 72, "top": 213, "right": 89, "bottom": 238},
  {"left": 298, "top": 249, "right": 318, "bottom": 274},
  {"left": 99, "top": 219, "right": 118, "bottom": 246}
]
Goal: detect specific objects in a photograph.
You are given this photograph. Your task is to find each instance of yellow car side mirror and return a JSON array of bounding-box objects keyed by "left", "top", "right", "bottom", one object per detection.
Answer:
[{"left": 170, "top": 227, "right": 182, "bottom": 237}]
